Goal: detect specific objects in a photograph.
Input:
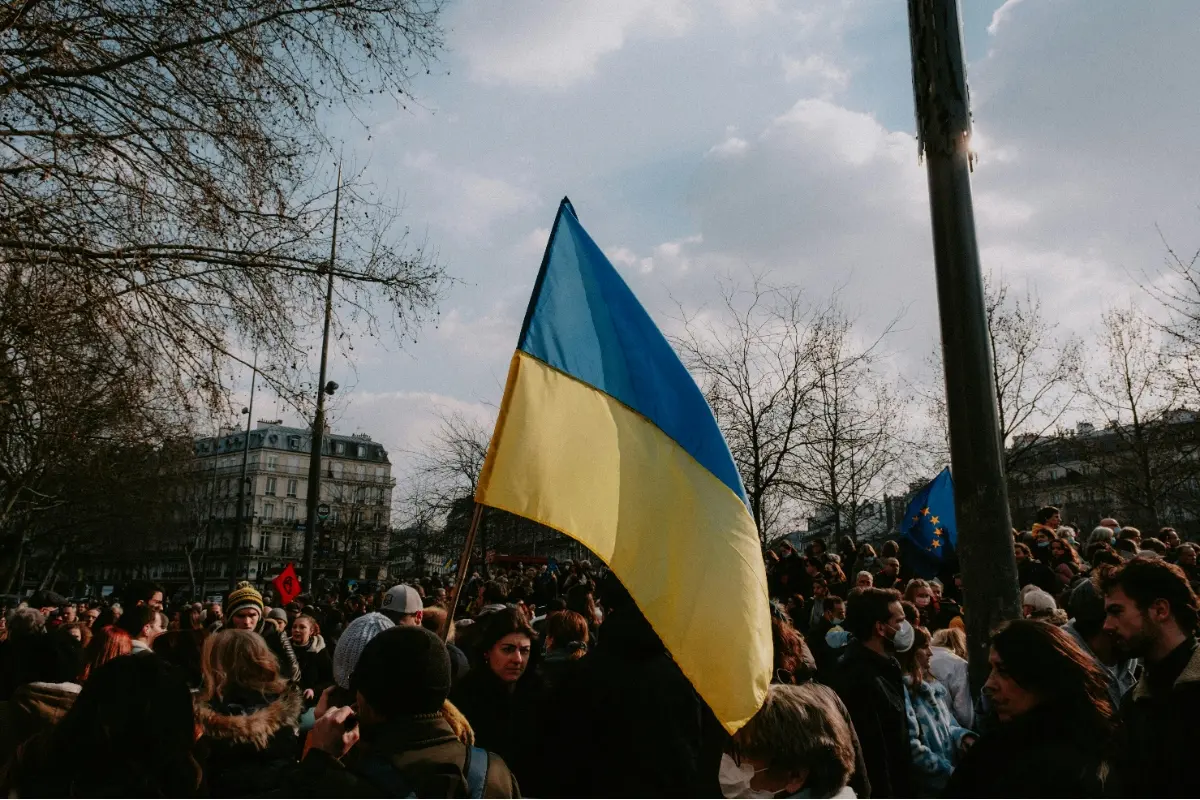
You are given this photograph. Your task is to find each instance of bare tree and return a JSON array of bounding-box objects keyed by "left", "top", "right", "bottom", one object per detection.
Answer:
[
  {"left": 1, "top": 0, "right": 449, "bottom": 585},
  {"left": 1142, "top": 233, "right": 1200, "bottom": 404},
  {"left": 920, "top": 273, "right": 1081, "bottom": 477},
  {"left": 788, "top": 309, "right": 907, "bottom": 540},
  {"left": 401, "top": 410, "right": 493, "bottom": 568},
  {"left": 1, "top": 0, "right": 448, "bottom": 419},
  {"left": 410, "top": 411, "right": 493, "bottom": 509},
  {"left": 1078, "top": 304, "right": 1200, "bottom": 529},
  {"left": 672, "top": 279, "right": 823, "bottom": 548}
]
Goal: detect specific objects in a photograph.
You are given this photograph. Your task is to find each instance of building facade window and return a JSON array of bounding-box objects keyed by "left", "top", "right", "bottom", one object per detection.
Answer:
[
  {"left": 285, "top": 505, "right": 296, "bottom": 521},
  {"left": 357, "top": 444, "right": 367, "bottom": 458},
  {"left": 287, "top": 479, "right": 298, "bottom": 497},
  {"left": 263, "top": 502, "right": 274, "bottom": 521},
  {"left": 265, "top": 477, "right": 277, "bottom": 496},
  {"left": 281, "top": 532, "right": 292, "bottom": 553},
  {"left": 258, "top": 531, "right": 269, "bottom": 550},
  {"left": 267, "top": 455, "right": 278, "bottom": 470},
  {"left": 335, "top": 441, "right": 346, "bottom": 455}
]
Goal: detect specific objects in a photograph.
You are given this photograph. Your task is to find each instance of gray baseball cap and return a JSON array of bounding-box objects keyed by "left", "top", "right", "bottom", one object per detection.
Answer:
[{"left": 381, "top": 584, "right": 423, "bottom": 615}]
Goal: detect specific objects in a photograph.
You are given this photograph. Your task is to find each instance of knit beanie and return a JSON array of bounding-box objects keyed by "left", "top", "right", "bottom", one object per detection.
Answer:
[
  {"left": 225, "top": 581, "right": 264, "bottom": 619},
  {"left": 1022, "top": 588, "right": 1057, "bottom": 615},
  {"left": 351, "top": 626, "right": 451, "bottom": 717},
  {"left": 332, "top": 612, "right": 394, "bottom": 690}
]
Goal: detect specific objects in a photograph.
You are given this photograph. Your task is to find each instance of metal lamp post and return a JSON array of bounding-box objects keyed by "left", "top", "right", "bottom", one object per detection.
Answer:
[{"left": 229, "top": 353, "right": 258, "bottom": 590}]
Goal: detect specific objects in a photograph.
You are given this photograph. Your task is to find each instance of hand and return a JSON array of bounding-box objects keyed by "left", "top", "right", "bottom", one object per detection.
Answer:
[
  {"left": 960, "top": 734, "right": 977, "bottom": 753},
  {"left": 314, "top": 685, "right": 335, "bottom": 720},
  {"left": 310, "top": 706, "right": 360, "bottom": 758},
  {"left": 304, "top": 688, "right": 315, "bottom": 701}
]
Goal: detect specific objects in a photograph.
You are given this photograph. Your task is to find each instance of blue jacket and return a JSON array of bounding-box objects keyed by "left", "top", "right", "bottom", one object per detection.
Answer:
[{"left": 903, "top": 676, "right": 973, "bottom": 795}]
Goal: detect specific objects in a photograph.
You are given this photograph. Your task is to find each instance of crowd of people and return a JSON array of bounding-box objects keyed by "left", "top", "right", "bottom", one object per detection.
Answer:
[{"left": 0, "top": 509, "right": 1197, "bottom": 797}]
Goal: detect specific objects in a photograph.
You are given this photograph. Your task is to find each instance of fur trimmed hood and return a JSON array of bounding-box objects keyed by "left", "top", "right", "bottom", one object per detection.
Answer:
[{"left": 195, "top": 687, "right": 302, "bottom": 750}]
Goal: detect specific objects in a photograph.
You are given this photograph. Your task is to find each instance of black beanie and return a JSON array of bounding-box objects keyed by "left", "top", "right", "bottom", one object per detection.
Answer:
[{"left": 351, "top": 625, "right": 451, "bottom": 717}]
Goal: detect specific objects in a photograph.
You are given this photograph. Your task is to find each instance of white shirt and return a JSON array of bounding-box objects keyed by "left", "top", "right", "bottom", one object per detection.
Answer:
[{"left": 929, "top": 646, "right": 974, "bottom": 729}]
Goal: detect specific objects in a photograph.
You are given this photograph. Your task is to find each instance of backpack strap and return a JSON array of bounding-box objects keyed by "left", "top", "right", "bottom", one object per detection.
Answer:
[{"left": 464, "top": 745, "right": 489, "bottom": 799}]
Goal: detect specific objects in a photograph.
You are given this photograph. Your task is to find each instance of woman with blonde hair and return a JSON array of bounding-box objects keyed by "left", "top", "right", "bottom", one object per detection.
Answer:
[
  {"left": 929, "top": 628, "right": 972, "bottom": 728},
  {"left": 720, "top": 682, "right": 857, "bottom": 798},
  {"left": 195, "top": 629, "right": 301, "bottom": 797}
]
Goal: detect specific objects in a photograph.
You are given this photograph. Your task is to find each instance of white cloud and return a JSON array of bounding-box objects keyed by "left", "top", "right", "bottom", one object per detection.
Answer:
[
  {"left": 401, "top": 151, "right": 537, "bottom": 240},
  {"left": 334, "top": 390, "right": 497, "bottom": 477},
  {"left": 455, "top": 1, "right": 692, "bottom": 90},
  {"left": 781, "top": 54, "right": 850, "bottom": 96},
  {"left": 988, "top": 0, "right": 1030, "bottom": 35},
  {"left": 433, "top": 301, "right": 521, "bottom": 362},
  {"left": 607, "top": 235, "right": 704, "bottom": 276},
  {"left": 707, "top": 136, "right": 749, "bottom": 158}
]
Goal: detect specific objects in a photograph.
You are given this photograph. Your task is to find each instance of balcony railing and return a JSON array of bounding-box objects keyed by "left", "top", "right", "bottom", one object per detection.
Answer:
[{"left": 192, "top": 462, "right": 396, "bottom": 485}]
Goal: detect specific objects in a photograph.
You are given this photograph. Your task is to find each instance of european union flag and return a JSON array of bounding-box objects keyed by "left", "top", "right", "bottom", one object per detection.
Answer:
[{"left": 899, "top": 467, "right": 957, "bottom": 578}]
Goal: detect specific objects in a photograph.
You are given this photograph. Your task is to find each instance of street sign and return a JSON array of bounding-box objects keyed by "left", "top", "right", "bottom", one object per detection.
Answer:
[{"left": 317, "top": 503, "right": 330, "bottom": 520}]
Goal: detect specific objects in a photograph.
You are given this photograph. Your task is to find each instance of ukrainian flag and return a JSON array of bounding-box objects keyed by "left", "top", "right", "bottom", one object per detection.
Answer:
[{"left": 477, "top": 198, "right": 770, "bottom": 732}]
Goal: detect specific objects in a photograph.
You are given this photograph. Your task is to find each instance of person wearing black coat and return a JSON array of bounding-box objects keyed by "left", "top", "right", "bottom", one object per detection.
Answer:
[
  {"left": 534, "top": 574, "right": 727, "bottom": 798},
  {"left": 448, "top": 607, "right": 542, "bottom": 791},
  {"left": 1015, "top": 543, "right": 1059, "bottom": 595},
  {"left": 944, "top": 619, "right": 1115, "bottom": 798},
  {"left": 825, "top": 589, "right": 913, "bottom": 798},
  {"left": 1101, "top": 559, "right": 1200, "bottom": 797}
]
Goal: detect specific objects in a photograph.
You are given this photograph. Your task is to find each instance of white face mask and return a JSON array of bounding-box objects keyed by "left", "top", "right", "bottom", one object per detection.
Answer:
[
  {"left": 722, "top": 755, "right": 791, "bottom": 799},
  {"left": 888, "top": 620, "right": 915, "bottom": 653}
]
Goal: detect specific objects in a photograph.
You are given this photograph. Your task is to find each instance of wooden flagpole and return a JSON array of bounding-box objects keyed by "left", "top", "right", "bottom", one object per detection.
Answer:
[{"left": 441, "top": 502, "right": 485, "bottom": 641}]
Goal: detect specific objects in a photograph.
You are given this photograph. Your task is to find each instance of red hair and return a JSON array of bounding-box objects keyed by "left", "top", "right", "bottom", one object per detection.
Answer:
[{"left": 82, "top": 625, "right": 132, "bottom": 681}]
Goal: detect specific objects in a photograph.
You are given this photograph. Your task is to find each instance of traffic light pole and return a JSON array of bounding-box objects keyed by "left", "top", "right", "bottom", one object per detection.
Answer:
[
  {"left": 906, "top": 0, "right": 1021, "bottom": 692},
  {"left": 303, "top": 165, "right": 341, "bottom": 592}
]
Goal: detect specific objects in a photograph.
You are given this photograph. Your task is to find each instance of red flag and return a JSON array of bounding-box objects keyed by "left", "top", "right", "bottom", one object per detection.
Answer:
[{"left": 272, "top": 563, "right": 301, "bottom": 606}]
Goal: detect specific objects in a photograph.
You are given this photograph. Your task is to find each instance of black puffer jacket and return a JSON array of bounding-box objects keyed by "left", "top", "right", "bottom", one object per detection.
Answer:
[{"left": 196, "top": 686, "right": 302, "bottom": 798}]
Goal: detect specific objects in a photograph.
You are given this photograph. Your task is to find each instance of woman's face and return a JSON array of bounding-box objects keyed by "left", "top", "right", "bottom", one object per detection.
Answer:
[
  {"left": 913, "top": 589, "right": 932, "bottom": 608},
  {"left": 67, "top": 626, "right": 82, "bottom": 642},
  {"left": 930, "top": 583, "right": 943, "bottom": 600},
  {"left": 291, "top": 618, "right": 313, "bottom": 645},
  {"left": 487, "top": 633, "right": 532, "bottom": 683},
  {"left": 1051, "top": 541, "right": 1065, "bottom": 558},
  {"left": 983, "top": 647, "right": 1042, "bottom": 722},
  {"left": 1181, "top": 547, "right": 1197, "bottom": 566},
  {"left": 916, "top": 644, "right": 932, "bottom": 675}
]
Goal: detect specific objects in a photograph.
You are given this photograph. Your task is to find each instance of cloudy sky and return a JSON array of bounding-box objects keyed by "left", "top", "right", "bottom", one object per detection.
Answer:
[{"left": 247, "top": 0, "right": 1200, "bottom": 484}]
